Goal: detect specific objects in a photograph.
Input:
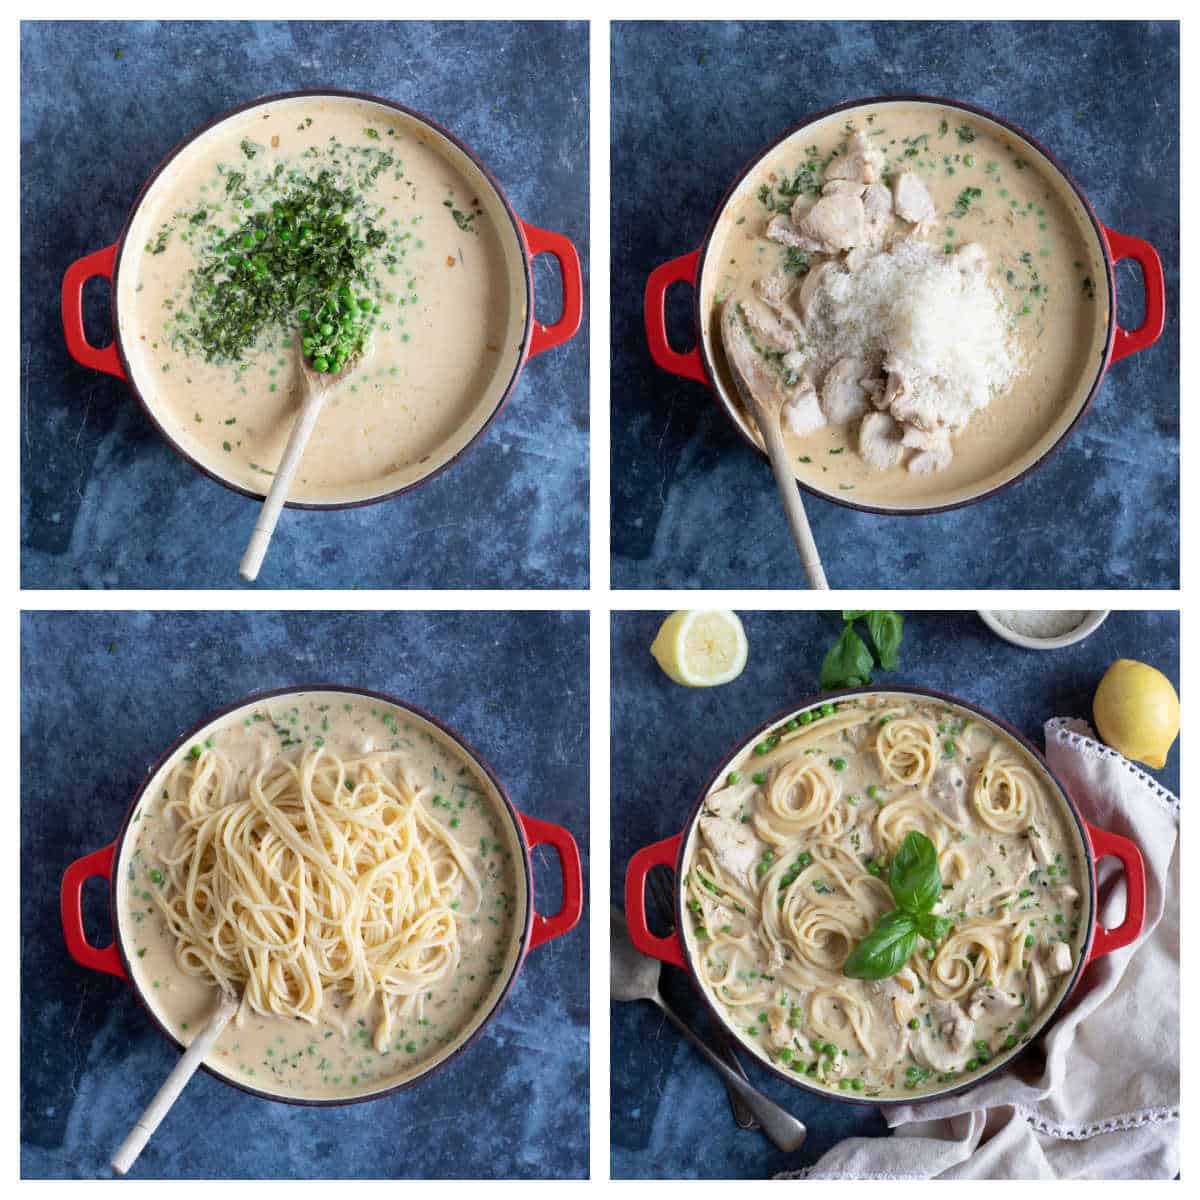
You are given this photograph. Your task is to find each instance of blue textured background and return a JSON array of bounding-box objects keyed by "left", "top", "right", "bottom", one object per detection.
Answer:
[
  {"left": 611, "top": 610, "right": 1178, "bottom": 1178},
  {"left": 21, "top": 21, "right": 589, "bottom": 589},
  {"left": 611, "top": 21, "right": 1179, "bottom": 589},
  {"left": 21, "top": 611, "right": 589, "bottom": 1178}
]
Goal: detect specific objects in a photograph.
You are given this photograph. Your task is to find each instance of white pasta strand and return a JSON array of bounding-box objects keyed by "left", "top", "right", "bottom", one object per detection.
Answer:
[{"left": 153, "top": 744, "right": 481, "bottom": 1052}]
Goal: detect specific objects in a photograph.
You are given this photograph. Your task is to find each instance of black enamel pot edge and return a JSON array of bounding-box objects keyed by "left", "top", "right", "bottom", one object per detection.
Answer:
[
  {"left": 106, "top": 88, "right": 535, "bottom": 512},
  {"left": 691, "top": 93, "right": 1117, "bottom": 517},
  {"left": 104, "top": 683, "right": 536, "bottom": 1107},
  {"left": 670, "top": 684, "right": 1098, "bottom": 1108}
]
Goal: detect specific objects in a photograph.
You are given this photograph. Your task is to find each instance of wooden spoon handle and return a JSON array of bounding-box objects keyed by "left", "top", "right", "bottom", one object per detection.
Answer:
[
  {"left": 757, "top": 409, "right": 829, "bottom": 590},
  {"left": 239, "top": 387, "right": 327, "bottom": 582},
  {"left": 111, "top": 991, "right": 239, "bottom": 1176}
]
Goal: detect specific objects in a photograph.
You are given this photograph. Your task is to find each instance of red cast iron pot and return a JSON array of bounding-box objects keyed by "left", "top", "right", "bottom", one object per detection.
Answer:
[
  {"left": 644, "top": 94, "right": 1166, "bottom": 515},
  {"left": 625, "top": 686, "right": 1146, "bottom": 1106},
  {"left": 62, "top": 89, "right": 583, "bottom": 510},
  {"left": 61, "top": 684, "right": 583, "bottom": 1107}
]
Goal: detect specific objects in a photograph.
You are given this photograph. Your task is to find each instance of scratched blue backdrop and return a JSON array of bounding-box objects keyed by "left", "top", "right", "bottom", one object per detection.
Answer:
[
  {"left": 610, "top": 21, "right": 1179, "bottom": 588},
  {"left": 21, "top": 610, "right": 589, "bottom": 1178},
  {"left": 21, "top": 20, "right": 589, "bottom": 589}
]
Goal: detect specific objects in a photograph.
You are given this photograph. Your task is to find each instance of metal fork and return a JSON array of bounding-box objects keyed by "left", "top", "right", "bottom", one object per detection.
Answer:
[{"left": 646, "top": 866, "right": 761, "bottom": 1131}]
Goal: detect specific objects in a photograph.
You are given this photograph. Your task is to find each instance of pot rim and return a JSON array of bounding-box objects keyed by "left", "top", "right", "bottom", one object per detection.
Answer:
[
  {"left": 693, "top": 92, "right": 1117, "bottom": 516},
  {"left": 108, "top": 88, "right": 535, "bottom": 511},
  {"left": 106, "top": 682, "right": 535, "bottom": 1107},
  {"left": 672, "top": 683, "right": 1098, "bottom": 1106}
]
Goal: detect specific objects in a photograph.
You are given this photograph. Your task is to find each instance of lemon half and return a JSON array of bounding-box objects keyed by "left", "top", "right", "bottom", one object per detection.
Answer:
[
  {"left": 1093, "top": 658, "right": 1179, "bottom": 769},
  {"left": 650, "top": 610, "right": 748, "bottom": 688}
]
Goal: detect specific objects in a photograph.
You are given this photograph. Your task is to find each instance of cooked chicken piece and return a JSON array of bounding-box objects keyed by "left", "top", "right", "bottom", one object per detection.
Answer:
[
  {"left": 859, "top": 411, "right": 905, "bottom": 470},
  {"left": 884, "top": 371, "right": 940, "bottom": 433},
  {"left": 782, "top": 382, "right": 826, "bottom": 437},
  {"left": 956, "top": 242, "right": 988, "bottom": 273},
  {"left": 721, "top": 302, "right": 793, "bottom": 434},
  {"left": 859, "top": 372, "right": 886, "bottom": 407},
  {"left": 1052, "top": 883, "right": 1080, "bottom": 904},
  {"left": 697, "top": 814, "right": 766, "bottom": 889},
  {"left": 892, "top": 171, "right": 936, "bottom": 227},
  {"left": 902, "top": 426, "right": 954, "bottom": 474},
  {"left": 735, "top": 296, "right": 798, "bottom": 354},
  {"left": 825, "top": 130, "right": 884, "bottom": 185},
  {"left": 967, "top": 985, "right": 1021, "bottom": 1022},
  {"left": 927, "top": 760, "right": 968, "bottom": 824},
  {"left": 820, "top": 357, "right": 871, "bottom": 425},
  {"left": 869, "top": 971, "right": 920, "bottom": 1028},
  {"left": 911, "top": 1000, "right": 975, "bottom": 1073},
  {"left": 754, "top": 268, "right": 796, "bottom": 310},
  {"left": 1028, "top": 828, "right": 1057, "bottom": 867},
  {"left": 1045, "top": 942, "right": 1073, "bottom": 976},
  {"left": 821, "top": 179, "right": 866, "bottom": 198},
  {"left": 796, "top": 260, "right": 838, "bottom": 326},
  {"left": 1027, "top": 956, "right": 1050, "bottom": 1010},
  {"left": 766, "top": 214, "right": 820, "bottom": 252},
  {"left": 766, "top": 1006, "right": 796, "bottom": 1050},
  {"left": 862, "top": 181, "right": 893, "bottom": 234},
  {"left": 704, "top": 779, "right": 760, "bottom": 822},
  {"left": 796, "top": 192, "right": 866, "bottom": 254},
  {"left": 789, "top": 194, "right": 816, "bottom": 227}
]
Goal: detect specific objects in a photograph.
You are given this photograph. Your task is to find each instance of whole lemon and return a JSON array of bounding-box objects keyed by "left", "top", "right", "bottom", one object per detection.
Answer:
[{"left": 1093, "top": 659, "right": 1179, "bottom": 769}]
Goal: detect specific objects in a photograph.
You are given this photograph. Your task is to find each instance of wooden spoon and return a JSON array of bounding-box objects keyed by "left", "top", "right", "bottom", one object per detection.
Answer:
[
  {"left": 111, "top": 989, "right": 239, "bottom": 1176},
  {"left": 721, "top": 303, "right": 828, "bottom": 589},
  {"left": 239, "top": 336, "right": 362, "bottom": 582}
]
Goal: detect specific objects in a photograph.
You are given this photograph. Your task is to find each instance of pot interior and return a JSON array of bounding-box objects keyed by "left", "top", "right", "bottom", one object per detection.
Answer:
[
  {"left": 677, "top": 689, "right": 1091, "bottom": 1102},
  {"left": 114, "top": 688, "right": 528, "bottom": 1103},
  {"left": 116, "top": 94, "right": 529, "bottom": 506},
  {"left": 698, "top": 99, "right": 1112, "bottom": 510}
]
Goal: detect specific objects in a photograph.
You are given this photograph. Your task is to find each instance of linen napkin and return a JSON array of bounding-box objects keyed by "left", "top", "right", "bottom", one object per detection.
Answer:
[{"left": 783, "top": 718, "right": 1179, "bottom": 1180}]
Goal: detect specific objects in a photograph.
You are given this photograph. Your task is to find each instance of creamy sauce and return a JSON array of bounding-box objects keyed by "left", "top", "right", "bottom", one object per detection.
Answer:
[
  {"left": 703, "top": 102, "right": 1111, "bottom": 507},
  {"left": 118, "top": 96, "right": 527, "bottom": 504},
  {"left": 681, "top": 694, "right": 1087, "bottom": 1098},
  {"left": 119, "top": 693, "right": 523, "bottom": 1101}
]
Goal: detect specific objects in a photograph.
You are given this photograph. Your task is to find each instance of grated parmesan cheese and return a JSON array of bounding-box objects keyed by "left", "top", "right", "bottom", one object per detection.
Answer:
[{"left": 805, "top": 239, "right": 1022, "bottom": 431}]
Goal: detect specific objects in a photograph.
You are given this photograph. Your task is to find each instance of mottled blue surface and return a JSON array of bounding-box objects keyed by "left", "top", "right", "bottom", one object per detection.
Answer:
[
  {"left": 21, "top": 21, "right": 588, "bottom": 589},
  {"left": 611, "top": 610, "right": 1178, "bottom": 1178},
  {"left": 21, "top": 611, "right": 589, "bottom": 1178},
  {"left": 611, "top": 21, "right": 1179, "bottom": 588}
]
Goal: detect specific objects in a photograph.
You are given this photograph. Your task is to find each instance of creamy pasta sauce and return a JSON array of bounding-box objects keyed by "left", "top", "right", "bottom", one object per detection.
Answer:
[
  {"left": 117, "top": 96, "right": 526, "bottom": 504},
  {"left": 702, "top": 102, "right": 1111, "bottom": 507},
  {"left": 119, "top": 694, "right": 522, "bottom": 1101},
  {"left": 681, "top": 694, "right": 1087, "bottom": 1098}
]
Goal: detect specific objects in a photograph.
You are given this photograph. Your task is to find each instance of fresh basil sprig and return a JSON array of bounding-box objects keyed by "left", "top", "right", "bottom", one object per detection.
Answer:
[
  {"left": 819, "top": 610, "right": 904, "bottom": 691},
  {"left": 843, "top": 831, "right": 946, "bottom": 980}
]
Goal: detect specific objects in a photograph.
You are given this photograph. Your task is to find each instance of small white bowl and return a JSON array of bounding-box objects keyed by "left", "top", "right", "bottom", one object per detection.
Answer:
[{"left": 978, "top": 610, "right": 1110, "bottom": 650}]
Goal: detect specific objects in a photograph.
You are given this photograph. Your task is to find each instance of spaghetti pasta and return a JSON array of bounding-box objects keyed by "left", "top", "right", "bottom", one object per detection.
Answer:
[
  {"left": 153, "top": 742, "right": 481, "bottom": 1053},
  {"left": 681, "top": 694, "right": 1086, "bottom": 1099}
]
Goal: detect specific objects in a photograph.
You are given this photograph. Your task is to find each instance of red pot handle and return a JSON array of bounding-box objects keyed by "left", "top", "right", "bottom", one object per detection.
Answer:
[
  {"left": 61, "top": 843, "right": 126, "bottom": 980},
  {"left": 1102, "top": 225, "right": 1166, "bottom": 365},
  {"left": 644, "top": 249, "right": 707, "bottom": 385},
  {"left": 624, "top": 833, "right": 686, "bottom": 968},
  {"left": 521, "top": 221, "right": 583, "bottom": 359},
  {"left": 61, "top": 243, "right": 126, "bottom": 380},
  {"left": 1084, "top": 821, "right": 1147, "bottom": 964},
  {"left": 518, "top": 811, "right": 583, "bottom": 950}
]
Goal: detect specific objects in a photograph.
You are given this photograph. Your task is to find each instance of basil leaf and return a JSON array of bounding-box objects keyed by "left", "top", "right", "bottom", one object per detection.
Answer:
[
  {"left": 841, "top": 610, "right": 871, "bottom": 621},
  {"left": 820, "top": 624, "right": 874, "bottom": 691},
  {"left": 916, "top": 912, "right": 953, "bottom": 942},
  {"left": 888, "top": 831, "right": 942, "bottom": 915},
  {"left": 842, "top": 910, "right": 918, "bottom": 979},
  {"left": 866, "top": 610, "right": 903, "bottom": 671}
]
